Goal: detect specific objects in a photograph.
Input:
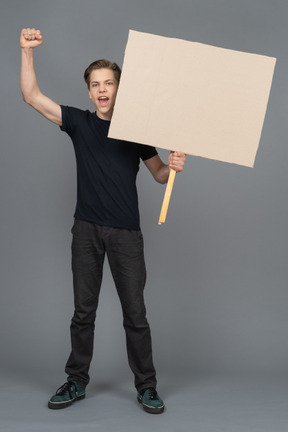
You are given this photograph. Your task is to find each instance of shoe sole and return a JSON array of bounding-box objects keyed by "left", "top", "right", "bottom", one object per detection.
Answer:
[
  {"left": 137, "top": 395, "right": 165, "bottom": 414},
  {"left": 48, "top": 393, "right": 86, "bottom": 410}
]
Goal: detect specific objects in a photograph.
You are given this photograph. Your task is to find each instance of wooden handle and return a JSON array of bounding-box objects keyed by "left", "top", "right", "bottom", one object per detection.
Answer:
[{"left": 158, "top": 169, "right": 176, "bottom": 225}]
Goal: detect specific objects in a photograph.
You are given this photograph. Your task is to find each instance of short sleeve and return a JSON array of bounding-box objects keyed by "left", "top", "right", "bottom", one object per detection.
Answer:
[
  {"left": 138, "top": 144, "right": 158, "bottom": 161},
  {"left": 60, "top": 105, "right": 71, "bottom": 133},
  {"left": 59, "top": 105, "right": 84, "bottom": 136}
]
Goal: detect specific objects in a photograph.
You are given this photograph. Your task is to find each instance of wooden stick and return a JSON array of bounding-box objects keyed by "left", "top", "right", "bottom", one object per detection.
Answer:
[{"left": 158, "top": 169, "right": 176, "bottom": 225}]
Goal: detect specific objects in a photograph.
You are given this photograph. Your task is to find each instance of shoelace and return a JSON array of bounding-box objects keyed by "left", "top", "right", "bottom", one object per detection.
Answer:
[
  {"left": 145, "top": 388, "right": 158, "bottom": 400},
  {"left": 56, "top": 382, "right": 78, "bottom": 398}
]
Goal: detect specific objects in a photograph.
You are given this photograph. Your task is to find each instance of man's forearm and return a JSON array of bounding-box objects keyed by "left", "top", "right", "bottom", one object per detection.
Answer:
[
  {"left": 21, "top": 47, "right": 41, "bottom": 105},
  {"left": 154, "top": 164, "right": 170, "bottom": 184},
  {"left": 144, "top": 152, "right": 186, "bottom": 184}
]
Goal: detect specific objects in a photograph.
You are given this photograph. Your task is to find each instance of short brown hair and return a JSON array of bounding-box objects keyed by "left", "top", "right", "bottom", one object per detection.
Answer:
[{"left": 84, "top": 59, "right": 121, "bottom": 88}]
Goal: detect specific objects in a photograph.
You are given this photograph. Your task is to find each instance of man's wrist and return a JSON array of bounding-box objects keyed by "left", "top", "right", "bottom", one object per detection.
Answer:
[{"left": 21, "top": 46, "right": 34, "bottom": 53}]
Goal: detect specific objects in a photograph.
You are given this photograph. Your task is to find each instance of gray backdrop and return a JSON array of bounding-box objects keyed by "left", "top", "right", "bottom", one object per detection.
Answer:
[{"left": 1, "top": 0, "right": 287, "bottom": 396}]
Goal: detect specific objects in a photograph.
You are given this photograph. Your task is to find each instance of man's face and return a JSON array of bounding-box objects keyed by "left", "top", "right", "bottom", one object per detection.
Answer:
[{"left": 88, "top": 68, "right": 118, "bottom": 121}]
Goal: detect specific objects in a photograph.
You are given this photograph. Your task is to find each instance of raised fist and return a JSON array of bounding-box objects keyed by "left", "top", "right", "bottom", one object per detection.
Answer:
[{"left": 20, "top": 28, "right": 43, "bottom": 49}]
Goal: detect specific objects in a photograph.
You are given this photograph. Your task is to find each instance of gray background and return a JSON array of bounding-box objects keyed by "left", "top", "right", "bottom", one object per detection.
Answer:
[{"left": 1, "top": 0, "right": 288, "bottom": 431}]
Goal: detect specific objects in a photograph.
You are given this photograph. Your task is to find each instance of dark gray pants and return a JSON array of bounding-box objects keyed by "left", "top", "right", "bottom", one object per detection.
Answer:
[{"left": 65, "top": 219, "right": 157, "bottom": 392}]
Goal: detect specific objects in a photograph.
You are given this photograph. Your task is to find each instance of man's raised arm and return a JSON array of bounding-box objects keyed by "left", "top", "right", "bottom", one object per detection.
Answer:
[{"left": 20, "top": 28, "right": 62, "bottom": 126}]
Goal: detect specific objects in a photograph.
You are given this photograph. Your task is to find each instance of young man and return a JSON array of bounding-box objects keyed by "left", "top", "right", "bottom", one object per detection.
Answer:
[{"left": 20, "top": 28, "right": 186, "bottom": 414}]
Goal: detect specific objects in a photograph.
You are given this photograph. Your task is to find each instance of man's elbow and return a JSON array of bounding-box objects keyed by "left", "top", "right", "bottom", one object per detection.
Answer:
[
  {"left": 153, "top": 171, "right": 168, "bottom": 184},
  {"left": 22, "top": 93, "right": 43, "bottom": 113},
  {"left": 21, "top": 90, "right": 33, "bottom": 106},
  {"left": 22, "top": 93, "right": 30, "bottom": 105},
  {"left": 157, "top": 177, "right": 167, "bottom": 185}
]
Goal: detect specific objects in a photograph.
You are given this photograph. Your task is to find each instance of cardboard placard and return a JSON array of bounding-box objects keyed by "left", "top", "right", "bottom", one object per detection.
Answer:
[{"left": 109, "top": 30, "right": 276, "bottom": 168}]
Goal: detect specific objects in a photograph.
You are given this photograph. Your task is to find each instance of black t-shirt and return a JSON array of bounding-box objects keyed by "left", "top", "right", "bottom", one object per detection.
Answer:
[{"left": 60, "top": 106, "right": 157, "bottom": 230}]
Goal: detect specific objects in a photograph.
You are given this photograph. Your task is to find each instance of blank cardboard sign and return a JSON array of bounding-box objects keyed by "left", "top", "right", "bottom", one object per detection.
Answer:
[{"left": 108, "top": 30, "right": 276, "bottom": 168}]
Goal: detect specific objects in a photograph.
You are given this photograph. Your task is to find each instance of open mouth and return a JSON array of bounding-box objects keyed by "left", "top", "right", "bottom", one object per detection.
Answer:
[{"left": 98, "top": 96, "right": 109, "bottom": 106}]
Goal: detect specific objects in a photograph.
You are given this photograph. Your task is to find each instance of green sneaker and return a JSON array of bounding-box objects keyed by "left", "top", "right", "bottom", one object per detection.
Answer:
[
  {"left": 137, "top": 388, "right": 165, "bottom": 414},
  {"left": 48, "top": 381, "right": 86, "bottom": 410}
]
